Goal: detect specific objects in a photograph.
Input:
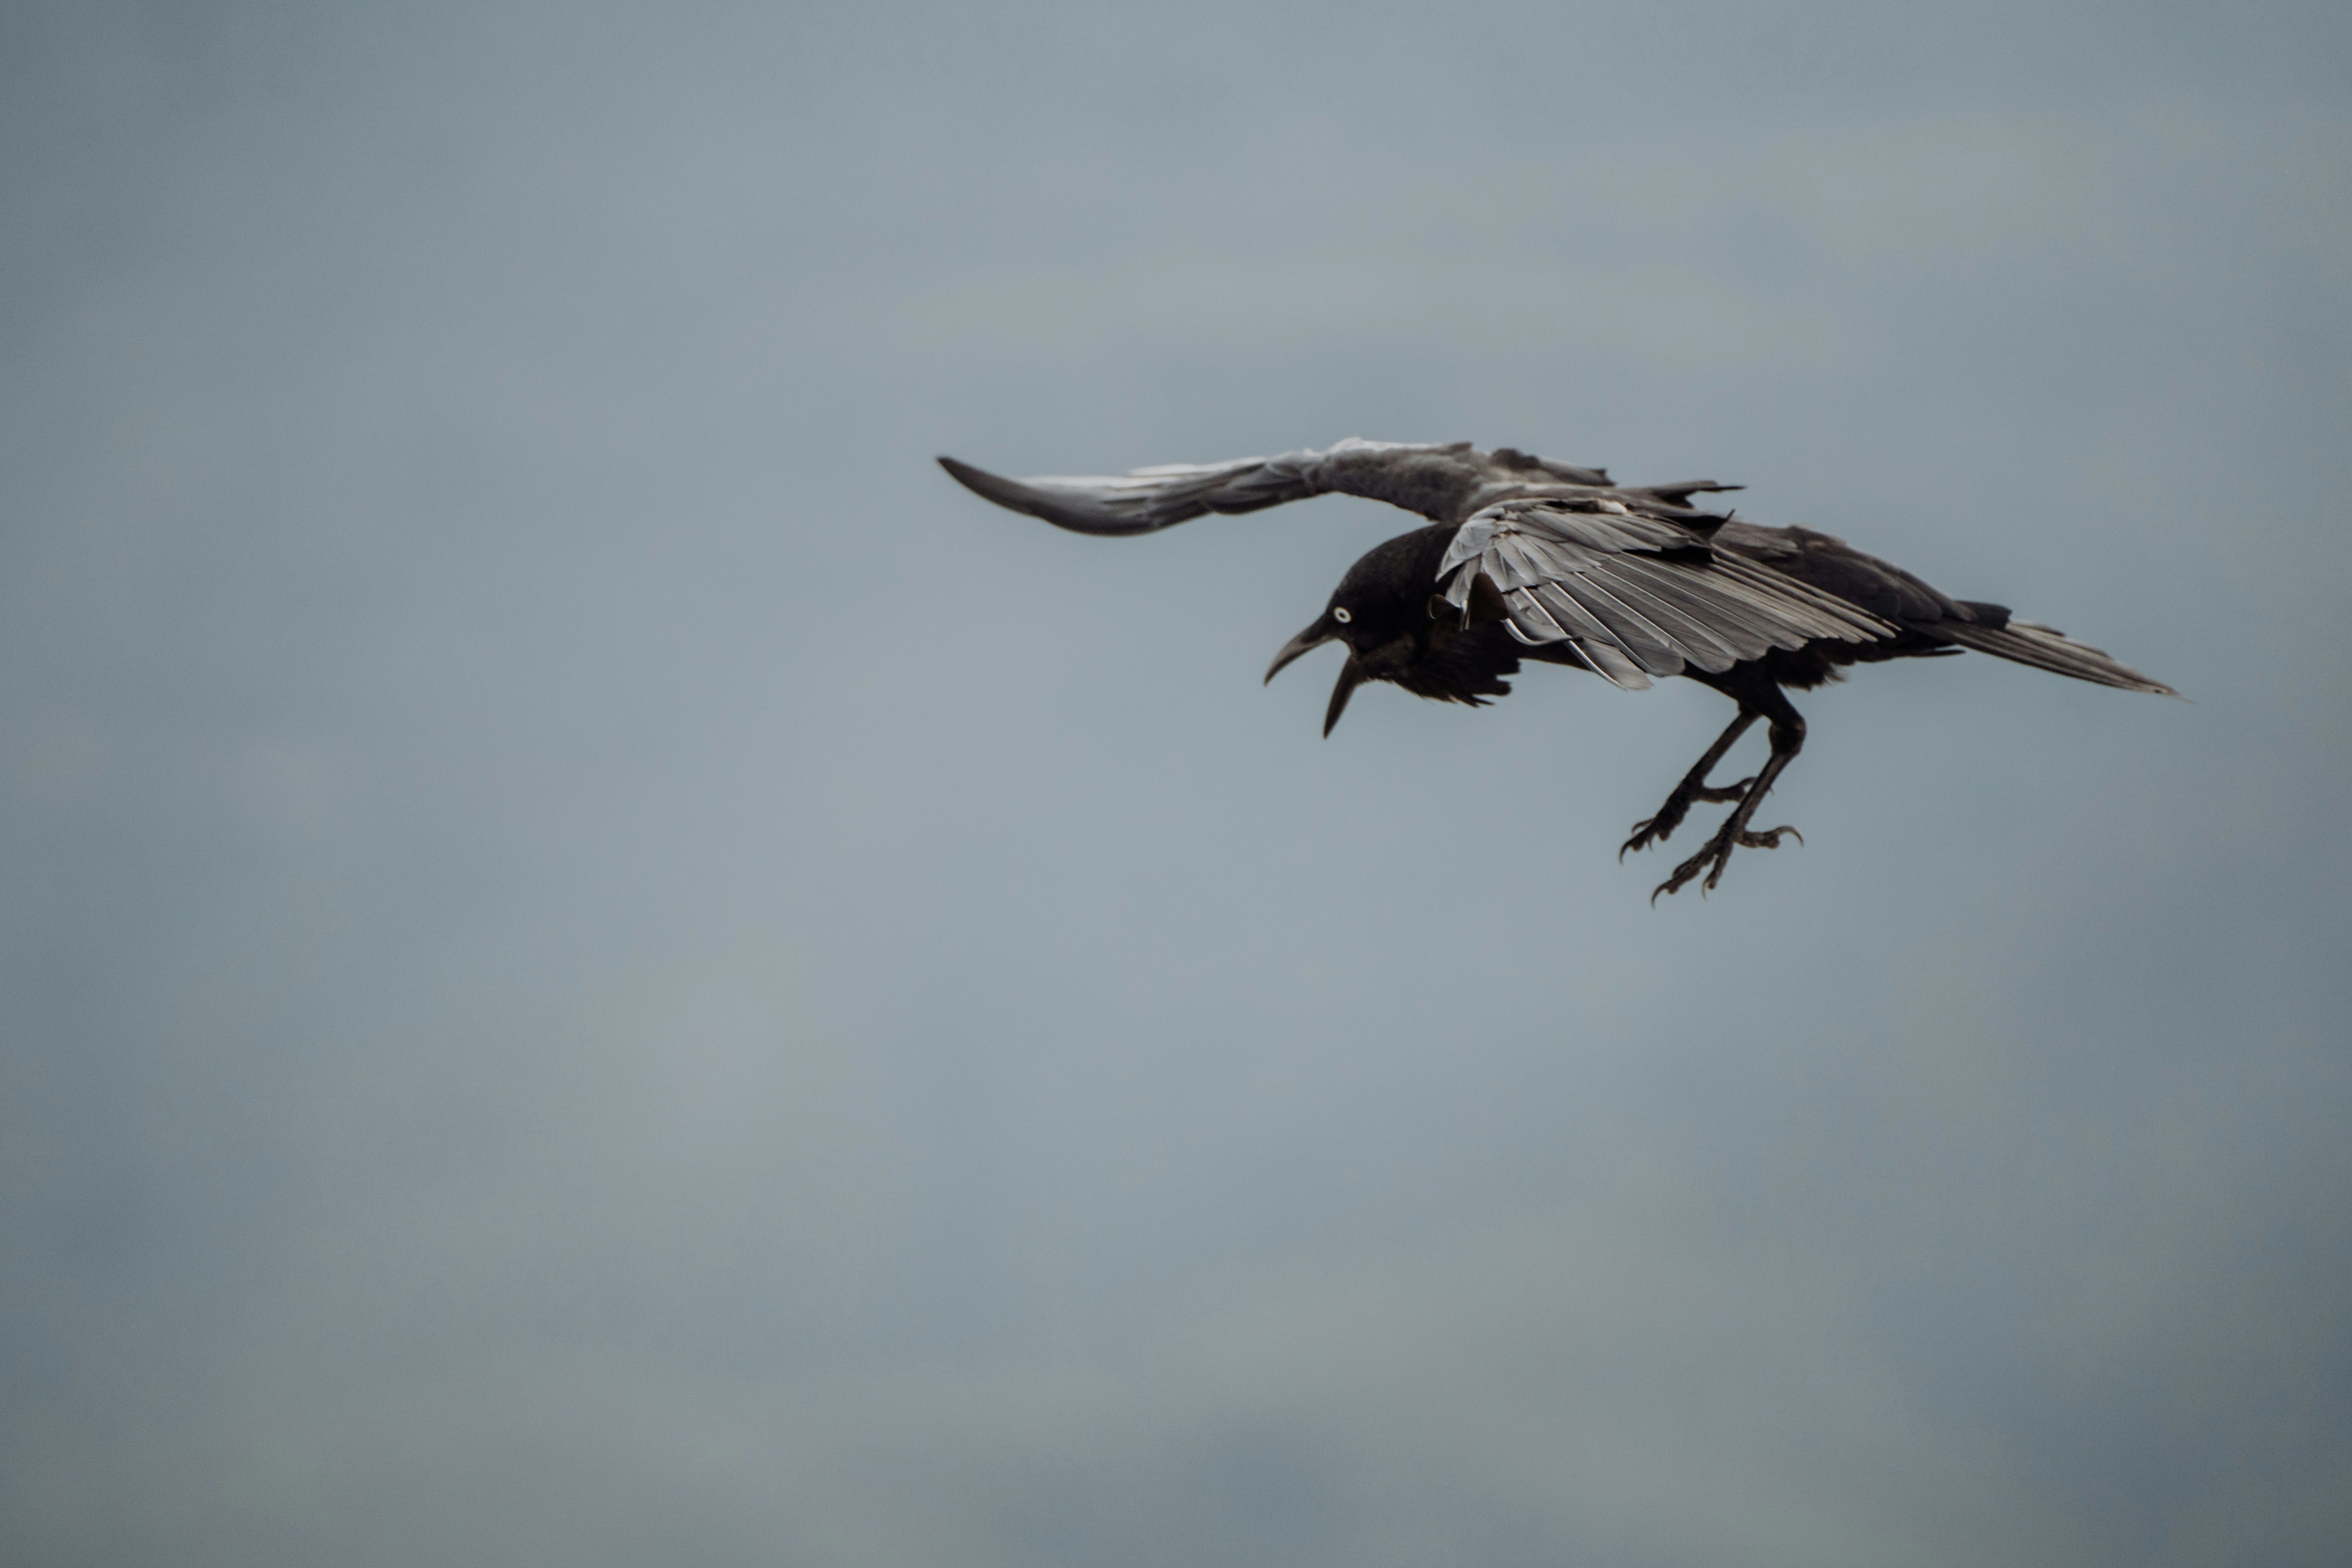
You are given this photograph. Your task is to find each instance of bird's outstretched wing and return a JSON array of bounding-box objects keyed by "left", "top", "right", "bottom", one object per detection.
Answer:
[
  {"left": 1438, "top": 501, "right": 1897, "bottom": 689},
  {"left": 938, "top": 438, "right": 1617, "bottom": 535}
]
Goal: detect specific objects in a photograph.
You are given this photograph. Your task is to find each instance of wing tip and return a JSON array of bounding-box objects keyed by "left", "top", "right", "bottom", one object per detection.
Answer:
[
  {"left": 936, "top": 453, "right": 1002, "bottom": 501},
  {"left": 936, "top": 454, "right": 1145, "bottom": 535}
]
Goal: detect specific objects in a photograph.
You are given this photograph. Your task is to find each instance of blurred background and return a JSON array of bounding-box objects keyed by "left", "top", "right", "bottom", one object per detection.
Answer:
[{"left": 3, "top": 2, "right": 2347, "bottom": 1563}]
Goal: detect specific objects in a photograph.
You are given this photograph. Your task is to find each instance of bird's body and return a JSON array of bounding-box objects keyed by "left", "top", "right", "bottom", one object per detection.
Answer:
[{"left": 941, "top": 439, "right": 2175, "bottom": 897}]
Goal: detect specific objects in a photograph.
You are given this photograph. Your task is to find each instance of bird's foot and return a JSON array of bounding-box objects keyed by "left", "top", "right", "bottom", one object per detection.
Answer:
[
  {"left": 1619, "top": 779, "right": 1754, "bottom": 860},
  {"left": 1650, "top": 823, "right": 1802, "bottom": 902}
]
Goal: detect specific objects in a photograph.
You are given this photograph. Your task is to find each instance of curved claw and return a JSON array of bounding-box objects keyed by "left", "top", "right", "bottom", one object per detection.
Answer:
[{"left": 1653, "top": 844, "right": 1719, "bottom": 902}]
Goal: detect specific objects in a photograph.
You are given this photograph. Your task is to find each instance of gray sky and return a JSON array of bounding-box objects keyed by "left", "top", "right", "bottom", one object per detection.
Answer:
[{"left": 3, "top": 1, "right": 2348, "bottom": 1563}]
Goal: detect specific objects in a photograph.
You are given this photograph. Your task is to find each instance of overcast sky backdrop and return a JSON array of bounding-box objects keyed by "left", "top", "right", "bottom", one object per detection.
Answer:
[{"left": 4, "top": 2, "right": 2349, "bottom": 1563}]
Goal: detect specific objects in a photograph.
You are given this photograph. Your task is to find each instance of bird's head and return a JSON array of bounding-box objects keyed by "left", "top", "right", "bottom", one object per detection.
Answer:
[{"left": 1263, "top": 527, "right": 1466, "bottom": 735}]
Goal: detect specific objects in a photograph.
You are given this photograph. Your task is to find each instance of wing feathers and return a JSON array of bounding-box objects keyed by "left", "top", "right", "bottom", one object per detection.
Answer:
[
  {"left": 1583, "top": 567, "right": 1758, "bottom": 669},
  {"left": 1503, "top": 588, "right": 1654, "bottom": 688},
  {"left": 1540, "top": 578, "right": 1685, "bottom": 677},
  {"left": 1443, "top": 501, "right": 1899, "bottom": 685}
]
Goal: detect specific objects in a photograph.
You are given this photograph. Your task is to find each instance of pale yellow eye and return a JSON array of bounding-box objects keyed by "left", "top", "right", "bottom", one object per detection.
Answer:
[{"left": 1333, "top": 607, "right": 1352, "bottom": 624}]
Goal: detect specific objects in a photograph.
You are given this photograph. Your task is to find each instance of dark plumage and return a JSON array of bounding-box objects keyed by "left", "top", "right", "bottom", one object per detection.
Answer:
[{"left": 940, "top": 439, "right": 2176, "bottom": 898}]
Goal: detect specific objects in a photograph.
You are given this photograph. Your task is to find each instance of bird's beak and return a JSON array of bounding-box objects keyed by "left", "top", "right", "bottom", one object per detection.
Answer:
[
  {"left": 1266, "top": 615, "right": 1361, "bottom": 737},
  {"left": 1263, "top": 619, "right": 1338, "bottom": 686}
]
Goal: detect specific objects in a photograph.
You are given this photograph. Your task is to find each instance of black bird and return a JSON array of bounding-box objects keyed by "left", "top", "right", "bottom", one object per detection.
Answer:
[{"left": 940, "top": 439, "right": 2176, "bottom": 898}]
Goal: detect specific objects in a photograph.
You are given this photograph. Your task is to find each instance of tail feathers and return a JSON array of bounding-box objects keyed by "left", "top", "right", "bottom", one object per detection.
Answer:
[{"left": 1934, "top": 619, "right": 2180, "bottom": 697}]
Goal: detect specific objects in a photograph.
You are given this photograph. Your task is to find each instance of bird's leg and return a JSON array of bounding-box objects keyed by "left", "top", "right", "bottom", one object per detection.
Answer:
[
  {"left": 1621, "top": 710, "right": 1759, "bottom": 860},
  {"left": 1653, "top": 692, "right": 1806, "bottom": 900}
]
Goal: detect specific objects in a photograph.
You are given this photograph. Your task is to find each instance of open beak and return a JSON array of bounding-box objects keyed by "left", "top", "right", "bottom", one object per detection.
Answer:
[{"left": 1263, "top": 617, "right": 1363, "bottom": 739}]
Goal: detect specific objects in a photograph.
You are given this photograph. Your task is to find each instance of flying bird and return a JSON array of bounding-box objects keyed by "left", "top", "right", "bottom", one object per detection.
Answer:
[{"left": 940, "top": 439, "right": 2176, "bottom": 898}]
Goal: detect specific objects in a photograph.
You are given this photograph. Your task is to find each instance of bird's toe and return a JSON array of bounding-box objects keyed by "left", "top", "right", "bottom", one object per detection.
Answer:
[
  {"left": 1653, "top": 845, "right": 1720, "bottom": 901},
  {"left": 1621, "top": 818, "right": 1668, "bottom": 860}
]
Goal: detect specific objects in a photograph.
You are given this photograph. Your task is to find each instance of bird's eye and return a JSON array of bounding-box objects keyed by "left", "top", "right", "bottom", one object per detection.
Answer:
[{"left": 1333, "top": 606, "right": 1352, "bottom": 624}]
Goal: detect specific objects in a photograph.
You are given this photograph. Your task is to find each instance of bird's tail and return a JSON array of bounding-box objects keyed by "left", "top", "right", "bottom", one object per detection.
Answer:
[{"left": 1934, "top": 619, "right": 2180, "bottom": 697}]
